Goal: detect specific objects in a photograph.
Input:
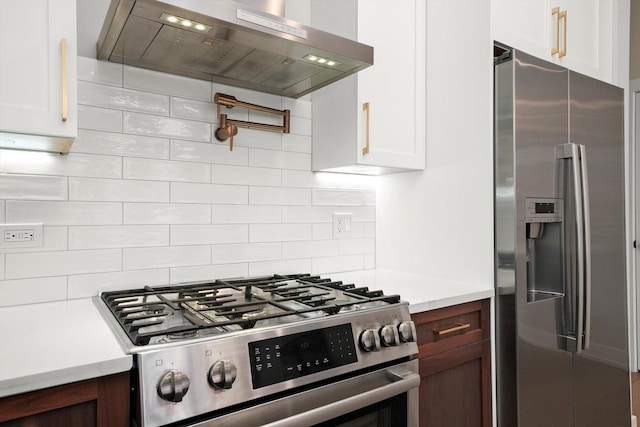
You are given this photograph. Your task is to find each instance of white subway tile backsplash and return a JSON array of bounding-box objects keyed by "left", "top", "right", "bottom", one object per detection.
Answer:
[
  {"left": 250, "top": 224, "right": 312, "bottom": 242},
  {"left": 171, "top": 140, "right": 248, "bottom": 166},
  {"left": 212, "top": 205, "right": 281, "bottom": 224},
  {"left": 290, "top": 116, "right": 312, "bottom": 136},
  {"left": 312, "top": 223, "right": 333, "bottom": 240},
  {"left": 282, "top": 240, "right": 339, "bottom": 259},
  {"left": 70, "top": 177, "right": 169, "bottom": 202},
  {"left": 170, "top": 263, "right": 248, "bottom": 284},
  {"left": 233, "top": 129, "right": 282, "bottom": 151},
  {"left": 124, "top": 203, "right": 212, "bottom": 225},
  {"left": 339, "top": 238, "right": 375, "bottom": 255},
  {"left": 249, "top": 187, "right": 311, "bottom": 206},
  {"left": 170, "top": 224, "right": 248, "bottom": 246},
  {"left": 248, "top": 259, "right": 312, "bottom": 277},
  {"left": 0, "top": 226, "right": 68, "bottom": 254},
  {"left": 312, "top": 255, "right": 365, "bottom": 275},
  {"left": 7, "top": 201, "right": 122, "bottom": 225},
  {"left": 123, "top": 157, "right": 210, "bottom": 183},
  {"left": 6, "top": 152, "right": 122, "bottom": 179},
  {"left": 312, "top": 189, "right": 365, "bottom": 206},
  {"left": 0, "top": 56, "right": 376, "bottom": 306},
  {"left": 67, "top": 269, "right": 169, "bottom": 299},
  {"left": 124, "top": 112, "right": 211, "bottom": 142},
  {"left": 281, "top": 206, "right": 335, "bottom": 223},
  {"left": 211, "top": 243, "right": 281, "bottom": 264},
  {"left": 74, "top": 130, "right": 170, "bottom": 159},
  {"left": 125, "top": 66, "right": 212, "bottom": 101},
  {"left": 5, "top": 249, "right": 122, "bottom": 279},
  {"left": 69, "top": 225, "right": 169, "bottom": 250},
  {"left": 79, "top": 81, "right": 170, "bottom": 115},
  {"left": 364, "top": 253, "right": 376, "bottom": 269},
  {"left": 77, "top": 56, "right": 122, "bottom": 87},
  {"left": 0, "top": 174, "right": 67, "bottom": 200},
  {"left": 0, "top": 277, "right": 67, "bottom": 307},
  {"left": 249, "top": 149, "right": 311, "bottom": 171},
  {"left": 283, "top": 206, "right": 375, "bottom": 223},
  {"left": 283, "top": 98, "right": 312, "bottom": 119},
  {"left": 212, "top": 165, "right": 281, "bottom": 187},
  {"left": 170, "top": 97, "right": 218, "bottom": 122},
  {"left": 171, "top": 182, "right": 247, "bottom": 204},
  {"left": 123, "top": 245, "right": 211, "bottom": 270},
  {"left": 282, "top": 134, "right": 312, "bottom": 154},
  {"left": 78, "top": 105, "right": 123, "bottom": 132}
]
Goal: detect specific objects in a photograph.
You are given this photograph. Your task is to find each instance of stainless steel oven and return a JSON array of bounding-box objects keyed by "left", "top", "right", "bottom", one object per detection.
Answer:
[{"left": 96, "top": 274, "right": 419, "bottom": 426}]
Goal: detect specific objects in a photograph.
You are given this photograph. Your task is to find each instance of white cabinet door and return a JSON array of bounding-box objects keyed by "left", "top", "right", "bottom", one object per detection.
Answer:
[
  {"left": 491, "top": 0, "right": 614, "bottom": 83},
  {"left": 311, "top": 0, "right": 425, "bottom": 174},
  {"left": 0, "top": 0, "right": 77, "bottom": 140}
]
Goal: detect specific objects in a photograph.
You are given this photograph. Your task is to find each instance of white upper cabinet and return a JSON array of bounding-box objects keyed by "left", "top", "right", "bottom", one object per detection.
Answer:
[
  {"left": 492, "top": 0, "right": 618, "bottom": 84},
  {"left": 0, "top": 0, "right": 77, "bottom": 152},
  {"left": 311, "top": 0, "right": 426, "bottom": 174}
]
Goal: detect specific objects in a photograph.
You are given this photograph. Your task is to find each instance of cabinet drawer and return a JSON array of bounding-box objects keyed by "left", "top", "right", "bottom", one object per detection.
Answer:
[{"left": 412, "top": 299, "right": 490, "bottom": 359}]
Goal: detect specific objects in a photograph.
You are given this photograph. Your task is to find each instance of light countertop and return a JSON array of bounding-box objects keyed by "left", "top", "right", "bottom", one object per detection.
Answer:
[
  {"left": 327, "top": 269, "right": 494, "bottom": 314},
  {"left": 0, "top": 298, "right": 132, "bottom": 398},
  {"left": 0, "top": 269, "right": 493, "bottom": 399}
]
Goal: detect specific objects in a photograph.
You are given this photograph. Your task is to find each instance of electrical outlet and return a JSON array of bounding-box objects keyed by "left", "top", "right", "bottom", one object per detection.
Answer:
[
  {"left": 0, "top": 223, "right": 43, "bottom": 248},
  {"left": 333, "top": 213, "right": 353, "bottom": 238}
]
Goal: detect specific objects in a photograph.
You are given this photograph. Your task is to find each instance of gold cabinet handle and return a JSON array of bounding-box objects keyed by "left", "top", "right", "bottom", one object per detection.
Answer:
[
  {"left": 61, "top": 38, "right": 68, "bottom": 122},
  {"left": 433, "top": 323, "right": 471, "bottom": 336},
  {"left": 551, "top": 7, "right": 567, "bottom": 57},
  {"left": 362, "top": 102, "right": 370, "bottom": 155},
  {"left": 558, "top": 10, "right": 567, "bottom": 57},
  {"left": 551, "top": 7, "right": 560, "bottom": 55}
]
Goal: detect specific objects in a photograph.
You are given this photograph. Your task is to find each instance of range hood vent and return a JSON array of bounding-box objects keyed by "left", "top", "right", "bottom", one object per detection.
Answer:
[{"left": 97, "top": 0, "right": 373, "bottom": 98}]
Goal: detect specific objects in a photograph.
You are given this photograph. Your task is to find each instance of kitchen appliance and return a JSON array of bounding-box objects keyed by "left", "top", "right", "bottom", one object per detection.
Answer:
[
  {"left": 494, "top": 45, "right": 631, "bottom": 426},
  {"left": 96, "top": 0, "right": 373, "bottom": 98},
  {"left": 96, "top": 273, "right": 419, "bottom": 427}
]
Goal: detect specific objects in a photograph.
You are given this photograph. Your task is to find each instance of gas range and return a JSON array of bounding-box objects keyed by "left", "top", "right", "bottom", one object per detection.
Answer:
[{"left": 97, "top": 274, "right": 419, "bottom": 427}]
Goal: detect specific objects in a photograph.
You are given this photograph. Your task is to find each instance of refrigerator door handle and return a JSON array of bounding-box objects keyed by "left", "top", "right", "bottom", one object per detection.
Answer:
[
  {"left": 555, "top": 143, "right": 590, "bottom": 352},
  {"left": 578, "top": 144, "right": 591, "bottom": 350}
]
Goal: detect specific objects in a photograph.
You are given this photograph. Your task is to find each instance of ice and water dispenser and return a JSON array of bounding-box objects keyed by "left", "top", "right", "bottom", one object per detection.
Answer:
[{"left": 525, "top": 198, "right": 564, "bottom": 303}]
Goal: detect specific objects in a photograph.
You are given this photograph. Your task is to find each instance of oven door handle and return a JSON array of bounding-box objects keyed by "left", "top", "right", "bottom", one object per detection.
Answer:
[{"left": 262, "top": 370, "right": 421, "bottom": 427}]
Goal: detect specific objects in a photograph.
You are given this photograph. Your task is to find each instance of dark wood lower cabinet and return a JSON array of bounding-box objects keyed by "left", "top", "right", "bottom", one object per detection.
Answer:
[
  {"left": 0, "top": 372, "right": 130, "bottom": 427},
  {"left": 412, "top": 299, "right": 492, "bottom": 427}
]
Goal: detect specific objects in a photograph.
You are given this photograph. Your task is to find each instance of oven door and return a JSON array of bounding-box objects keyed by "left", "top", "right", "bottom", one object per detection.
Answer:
[{"left": 189, "top": 359, "right": 419, "bottom": 427}]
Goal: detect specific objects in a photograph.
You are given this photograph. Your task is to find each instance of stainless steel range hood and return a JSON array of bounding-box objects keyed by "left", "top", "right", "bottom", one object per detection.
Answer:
[{"left": 97, "top": 0, "right": 373, "bottom": 98}]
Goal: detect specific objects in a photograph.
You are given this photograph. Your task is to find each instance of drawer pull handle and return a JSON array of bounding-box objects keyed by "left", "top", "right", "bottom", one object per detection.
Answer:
[{"left": 434, "top": 323, "right": 471, "bottom": 336}]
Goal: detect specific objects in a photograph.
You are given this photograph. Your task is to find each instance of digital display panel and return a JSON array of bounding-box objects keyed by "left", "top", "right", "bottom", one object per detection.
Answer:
[
  {"left": 248, "top": 324, "right": 358, "bottom": 389},
  {"left": 535, "top": 202, "right": 555, "bottom": 214}
]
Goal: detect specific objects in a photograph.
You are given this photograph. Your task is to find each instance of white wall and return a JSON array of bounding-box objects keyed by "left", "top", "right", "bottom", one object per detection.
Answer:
[
  {"left": 376, "top": 0, "right": 493, "bottom": 287},
  {"left": 0, "top": 58, "right": 376, "bottom": 307}
]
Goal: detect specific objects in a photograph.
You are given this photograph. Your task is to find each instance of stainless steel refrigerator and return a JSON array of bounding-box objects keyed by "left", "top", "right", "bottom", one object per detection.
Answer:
[{"left": 494, "top": 45, "right": 631, "bottom": 427}]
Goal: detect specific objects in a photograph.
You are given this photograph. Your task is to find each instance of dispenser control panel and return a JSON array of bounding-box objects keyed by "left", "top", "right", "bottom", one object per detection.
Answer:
[{"left": 525, "top": 198, "right": 562, "bottom": 223}]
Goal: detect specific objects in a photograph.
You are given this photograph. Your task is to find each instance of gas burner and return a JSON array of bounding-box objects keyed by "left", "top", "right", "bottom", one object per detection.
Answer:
[
  {"left": 100, "top": 274, "right": 403, "bottom": 346},
  {"left": 338, "top": 304, "right": 361, "bottom": 313},
  {"left": 158, "top": 330, "right": 200, "bottom": 343},
  {"left": 241, "top": 306, "right": 268, "bottom": 320}
]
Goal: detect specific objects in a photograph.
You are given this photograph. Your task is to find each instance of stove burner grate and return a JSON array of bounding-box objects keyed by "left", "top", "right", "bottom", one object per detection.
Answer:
[{"left": 100, "top": 273, "right": 402, "bottom": 345}]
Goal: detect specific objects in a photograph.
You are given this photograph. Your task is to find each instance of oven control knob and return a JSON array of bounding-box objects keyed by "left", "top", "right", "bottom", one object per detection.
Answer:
[
  {"left": 398, "top": 321, "right": 417, "bottom": 343},
  {"left": 359, "top": 329, "right": 380, "bottom": 352},
  {"left": 157, "top": 370, "right": 190, "bottom": 402},
  {"left": 209, "top": 360, "right": 238, "bottom": 390},
  {"left": 380, "top": 324, "right": 400, "bottom": 347}
]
